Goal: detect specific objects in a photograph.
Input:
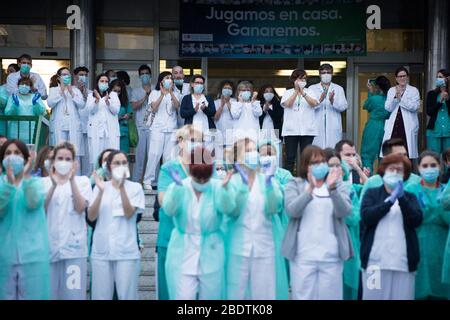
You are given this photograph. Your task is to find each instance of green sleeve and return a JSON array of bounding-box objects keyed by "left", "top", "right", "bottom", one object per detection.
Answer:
[
  {"left": 162, "top": 183, "right": 185, "bottom": 217},
  {"left": 5, "top": 96, "right": 18, "bottom": 115}
]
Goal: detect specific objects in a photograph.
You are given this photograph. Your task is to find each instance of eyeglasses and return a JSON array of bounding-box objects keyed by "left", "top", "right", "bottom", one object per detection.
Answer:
[{"left": 397, "top": 75, "right": 408, "bottom": 78}]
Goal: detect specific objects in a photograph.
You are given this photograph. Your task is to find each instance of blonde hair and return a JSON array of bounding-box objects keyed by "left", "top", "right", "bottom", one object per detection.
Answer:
[
  {"left": 175, "top": 125, "right": 203, "bottom": 144},
  {"left": 236, "top": 81, "right": 253, "bottom": 96}
]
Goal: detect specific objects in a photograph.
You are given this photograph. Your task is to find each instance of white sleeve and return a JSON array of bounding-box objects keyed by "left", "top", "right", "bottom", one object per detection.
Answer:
[
  {"left": 6, "top": 73, "right": 18, "bottom": 95},
  {"left": 400, "top": 87, "right": 420, "bottom": 113},
  {"left": 89, "top": 186, "right": 100, "bottom": 209},
  {"left": 280, "top": 90, "right": 291, "bottom": 108},
  {"left": 107, "top": 91, "right": 120, "bottom": 116},
  {"left": 47, "top": 86, "right": 64, "bottom": 109},
  {"left": 230, "top": 101, "right": 243, "bottom": 119},
  {"left": 129, "top": 183, "right": 145, "bottom": 214},
  {"left": 130, "top": 88, "right": 142, "bottom": 102},
  {"left": 35, "top": 74, "right": 48, "bottom": 99},
  {"left": 385, "top": 88, "right": 399, "bottom": 112},
  {"left": 330, "top": 86, "right": 348, "bottom": 112},
  {"left": 85, "top": 93, "right": 99, "bottom": 115},
  {"left": 252, "top": 101, "right": 263, "bottom": 117},
  {"left": 72, "top": 87, "right": 86, "bottom": 110},
  {"left": 77, "top": 176, "right": 93, "bottom": 205}
]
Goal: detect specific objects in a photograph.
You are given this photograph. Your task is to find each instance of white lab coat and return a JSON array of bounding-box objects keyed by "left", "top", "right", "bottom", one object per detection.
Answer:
[
  {"left": 309, "top": 82, "right": 348, "bottom": 149},
  {"left": 175, "top": 83, "right": 191, "bottom": 128},
  {"left": 214, "top": 98, "right": 237, "bottom": 146},
  {"left": 47, "top": 86, "right": 85, "bottom": 153},
  {"left": 381, "top": 84, "right": 420, "bottom": 159},
  {"left": 230, "top": 100, "right": 263, "bottom": 143},
  {"left": 85, "top": 91, "right": 121, "bottom": 165},
  {"left": 6, "top": 71, "right": 48, "bottom": 99}
]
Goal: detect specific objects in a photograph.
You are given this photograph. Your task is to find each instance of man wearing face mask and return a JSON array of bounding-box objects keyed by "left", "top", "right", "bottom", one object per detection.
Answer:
[
  {"left": 335, "top": 140, "right": 369, "bottom": 185},
  {"left": 309, "top": 64, "right": 348, "bottom": 149},
  {"left": 7, "top": 54, "right": 47, "bottom": 99},
  {"left": 172, "top": 66, "right": 191, "bottom": 129}
]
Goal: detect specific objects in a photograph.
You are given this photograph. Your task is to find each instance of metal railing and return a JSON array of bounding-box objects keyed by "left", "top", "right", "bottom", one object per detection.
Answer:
[{"left": 0, "top": 115, "right": 50, "bottom": 152}]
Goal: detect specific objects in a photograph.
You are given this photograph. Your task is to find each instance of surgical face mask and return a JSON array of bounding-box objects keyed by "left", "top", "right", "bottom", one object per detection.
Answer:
[
  {"left": 241, "top": 90, "right": 252, "bottom": 101},
  {"left": 20, "top": 63, "right": 31, "bottom": 74},
  {"left": 78, "top": 75, "right": 87, "bottom": 85},
  {"left": 312, "top": 163, "right": 329, "bottom": 180},
  {"left": 61, "top": 75, "right": 72, "bottom": 86},
  {"left": 222, "top": 88, "right": 233, "bottom": 97},
  {"left": 263, "top": 93, "right": 274, "bottom": 102},
  {"left": 260, "top": 155, "right": 277, "bottom": 171},
  {"left": 18, "top": 84, "right": 30, "bottom": 95},
  {"left": 98, "top": 82, "right": 109, "bottom": 93},
  {"left": 54, "top": 160, "right": 72, "bottom": 176},
  {"left": 44, "top": 159, "right": 51, "bottom": 173},
  {"left": 383, "top": 171, "right": 403, "bottom": 189},
  {"left": 163, "top": 79, "right": 172, "bottom": 90},
  {"left": 174, "top": 79, "right": 184, "bottom": 87},
  {"left": 112, "top": 165, "right": 130, "bottom": 182},
  {"left": 193, "top": 84, "right": 204, "bottom": 94},
  {"left": 191, "top": 179, "right": 211, "bottom": 193},
  {"left": 109, "top": 76, "right": 117, "bottom": 83},
  {"left": 320, "top": 73, "right": 332, "bottom": 84},
  {"left": 436, "top": 77, "right": 446, "bottom": 88},
  {"left": 244, "top": 151, "right": 260, "bottom": 170},
  {"left": 140, "top": 74, "right": 151, "bottom": 85},
  {"left": 296, "top": 80, "right": 307, "bottom": 89},
  {"left": 216, "top": 169, "right": 227, "bottom": 179},
  {"left": 420, "top": 167, "right": 440, "bottom": 184},
  {"left": 2, "top": 155, "right": 25, "bottom": 176}
]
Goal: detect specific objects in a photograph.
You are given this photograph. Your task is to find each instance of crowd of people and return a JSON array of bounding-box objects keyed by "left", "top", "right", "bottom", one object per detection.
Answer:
[{"left": 1, "top": 53, "right": 450, "bottom": 300}]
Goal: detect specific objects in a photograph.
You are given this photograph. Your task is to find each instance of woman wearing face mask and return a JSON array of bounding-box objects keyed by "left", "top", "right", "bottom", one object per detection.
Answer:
[
  {"left": 5, "top": 77, "right": 46, "bottom": 144},
  {"left": 214, "top": 80, "right": 236, "bottom": 161},
  {"left": 280, "top": 69, "right": 319, "bottom": 174},
  {"left": 257, "top": 85, "right": 283, "bottom": 146},
  {"left": 142, "top": 71, "right": 181, "bottom": 190},
  {"left": 0, "top": 139, "right": 50, "bottom": 300},
  {"left": 360, "top": 154, "right": 423, "bottom": 300},
  {"left": 155, "top": 125, "right": 203, "bottom": 300},
  {"left": 230, "top": 81, "right": 262, "bottom": 144},
  {"left": 282, "top": 146, "right": 353, "bottom": 300},
  {"left": 42, "top": 142, "right": 92, "bottom": 300},
  {"left": 361, "top": 76, "right": 392, "bottom": 174},
  {"left": 162, "top": 146, "right": 236, "bottom": 300},
  {"left": 405, "top": 151, "right": 450, "bottom": 299},
  {"left": 31, "top": 145, "right": 54, "bottom": 177},
  {"left": 88, "top": 150, "right": 145, "bottom": 300},
  {"left": 86, "top": 74, "right": 121, "bottom": 171},
  {"left": 382, "top": 67, "right": 421, "bottom": 160},
  {"left": 47, "top": 68, "right": 85, "bottom": 162},
  {"left": 110, "top": 79, "right": 133, "bottom": 154},
  {"left": 225, "top": 138, "right": 288, "bottom": 300},
  {"left": 425, "top": 69, "right": 450, "bottom": 155}
]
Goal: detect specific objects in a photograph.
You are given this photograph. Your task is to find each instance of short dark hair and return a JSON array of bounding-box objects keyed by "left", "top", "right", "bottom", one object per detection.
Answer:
[
  {"left": 8, "top": 63, "right": 20, "bottom": 72},
  {"left": 97, "top": 148, "right": 116, "bottom": 169},
  {"left": 335, "top": 140, "right": 355, "bottom": 154},
  {"left": 0, "top": 139, "right": 30, "bottom": 170},
  {"left": 110, "top": 79, "right": 129, "bottom": 106},
  {"left": 395, "top": 66, "right": 409, "bottom": 77},
  {"left": 116, "top": 71, "right": 130, "bottom": 86},
  {"left": 94, "top": 74, "right": 110, "bottom": 97},
  {"left": 17, "top": 77, "right": 33, "bottom": 88},
  {"left": 378, "top": 153, "right": 412, "bottom": 181},
  {"left": 418, "top": 150, "right": 441, "bottom": 166},
  {"left": 217, "top": 80, "right": 235, "bottom": 99},
  {"left": 191, "top": 74, "right": 205, "bottom": 84},
  {"left": 299, "top": 146, "right": 326, "bottom": 179},
  {"left": 289, "top": 69, "right": 307, "bottom": 83},
  {"left": 375, "top": 76, "right": 391, "bottom": 96},
  {"left": 325, "top": 148, "right": 341, "bottom": 162},
  {"left": 53, "top": 141, "right": 76, "bottom": 160},
  {"left": 17, "top": 54, "right": 32, "bottom": 63},
  {"left": 138, "top": 64, "right": 151, "bottom": 75},
  {"left": 319, "top": 63, "right": 333, "bottom": 72},
  {"left": 382, "top": 138, "right": 406, "bottom": 156},
  {"left": 155, "top": 71, "right": 173, "bottom": 90},
  {"left": 106, "top": 150, "right": 128, "bottom": 172},
  {"left": 73, "top": 66, "right": 89, "bottom": 75}
]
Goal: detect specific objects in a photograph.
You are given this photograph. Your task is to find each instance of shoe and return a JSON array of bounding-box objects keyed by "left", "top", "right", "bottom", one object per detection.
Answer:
[{"left": 143, "top": 184, "right": 153, "bottom": 190}]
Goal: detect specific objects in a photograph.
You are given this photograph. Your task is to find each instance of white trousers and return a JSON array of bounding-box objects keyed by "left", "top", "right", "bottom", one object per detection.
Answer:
[
  {"left": 91, "top": 259, "right": 140, "bottom": 300},
  {"left": 290, "top": 260, "right": 343, "bottom": 300},
  {"left": 88, "top": 135, "right": 111, "bottom": 169},
  {"left": 175, "top": 272, "right": 222, "bottom": 300},
  {"left": 132, "top": 127, "right": 150, "bottom": 183},
  {"left": 50, "top": 258, "right": 87, "bottom": 300},
  {"left": 143, "top": 130, "right": 175, "bottom": 186},
  {"left": 227, "top": 255, "right": 276, "bottom": 300},
  {"left": 80, "top": 132, "right": 91, "bottom": 176},
  {"left": 362, "top": 269, "right": 415, "bottom": 300}
]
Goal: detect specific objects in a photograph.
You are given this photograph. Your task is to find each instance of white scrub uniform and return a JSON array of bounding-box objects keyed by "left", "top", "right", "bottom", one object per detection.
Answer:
[
  {"left": 47, "top": 86, "right": 85, "bottom": 171},
  {"left": 143, "top": 90, "right": 180, "bottom": 187},
  {"left": 290, "top": 184, "right": 343, "bottom": 300},
  {"left": 227, "top": 180, "right": 276, "bottom": 300},
  {"left": 90, "top": 180, "right": 145, "bottom": 300},
  {"left": 43, "top": 176, "right": 92, "bottom": 300},
  {"left": 85, "top": 91, "right": 121, "bottom": 168},
  {"left": 231, "top": 100, "right": 262, "bottom": 144},
  {"left": 174, "top": 83, "right": 191, "bottom": 128},
  {"left": 214, "top": 98, "right": 237, "bottom": 161},
  {"left": 308, "top": 82, "right": 348, "bottom": 149},
  {"left": 362, "top": 200, "right": 415, "bottom": 300},
  {"left": 78, "top": 89, "right": 92, "bottom": 175}
]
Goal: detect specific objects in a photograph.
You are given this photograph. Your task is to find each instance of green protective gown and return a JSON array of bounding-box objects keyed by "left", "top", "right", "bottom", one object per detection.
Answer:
[
  {"left": 274, "top": 167, "right": 294, "bottom": 229},
  {"left": 119, "top": 102, "right": 133, "bottom": 154},
  {"left": 157, "top": 158, "right": 189, "bottom": 300},
  {"left": 426, "top": 95, "right": 450, "bottom": 154},
  {"left": 405, "top": 182, "right": 450, "bottom": 299},
  {"left": 0, "top": 85, "right": 9, "bottom": 136},
  {"left": 5, "top": 94, "right": 46, "bottom": 144},
  {"left": 162, "top": 177, "right": 238, "bottom": 300},
  {"left": 0, "top": 175, "right": 50, "bottom": 300},
  {"left": 223, "top": 172, "right": 289, "bottom": 300},
  {"left": 436, "top": 184, "right": 450, "bottom": 286},
  {"left": 360, "top": 93, "right": 390, "bottom": 174}
]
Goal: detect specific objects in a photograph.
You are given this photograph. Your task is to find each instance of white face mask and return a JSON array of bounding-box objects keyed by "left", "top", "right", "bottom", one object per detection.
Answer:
[
  {"left": 296, "top": 80, "right": 307, "bottom": 89},
  {"left": 263, "top": 92, "right": 274, "bottom": 102},
  {"left": 54, "top": 160, "right": 72, "bottom": 176},
  {"left": 112, "top": 165, "right": 130, "bottom": 182},
  {"left": 321, "top": 74, "right": 332, "bottom": 84}
]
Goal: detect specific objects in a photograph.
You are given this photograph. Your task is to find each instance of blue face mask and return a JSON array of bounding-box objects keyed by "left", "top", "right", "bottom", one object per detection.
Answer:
[
  {"left": 436, "top": 78, "right": 446, "bottom": 88},
  {"left": 109, "top": 76, "right": 117, "bottom": 83},
  {"left": 163, "top": 79, "right": 172, "bottom": 90},
  {"left": 98, "top": 82, "right": 109, "bottom": 93},
  {"left": 140, "top": 74, "right": 151, "bottom": 85},
  {"left": 222, "top": 88, "right": 233, "bottom": 97},
  {"left": 191, "top": 179, "right": 211, "bottom": 193},
  {"left": 312, "top": 163, "right": 329, "bottom": 180},
  {"left": 244, "top": 151, "right": 260, "bottom": 170},
  {"left": 61, "top": 75, "right": 72, "bottom": 86},
  {"left": 383, "top": 171, "right": 403, "bottom": 189},
  {"left": 2, "top": 155, "right": 25, "bottom": 176},
  {"left": 174, "top": 79, "right": 184, "bottom": 87},
  {"left": 78, "top": 75, "right": 87, "bottom": 85},
  {"left": 420, "top": 167, "right": 440, "bottom": 184},
  {"left": 193, "top": 84, "right": 204, "bottom": 94},
  {"left": 18, "top": 84, "right": 30, "bottom": 95},
  {"left": 241, "top": 90, "right": 252, "bottom": 101},
  {"left": 20, "top": 64, "right": 31, "bottom": 74}
]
